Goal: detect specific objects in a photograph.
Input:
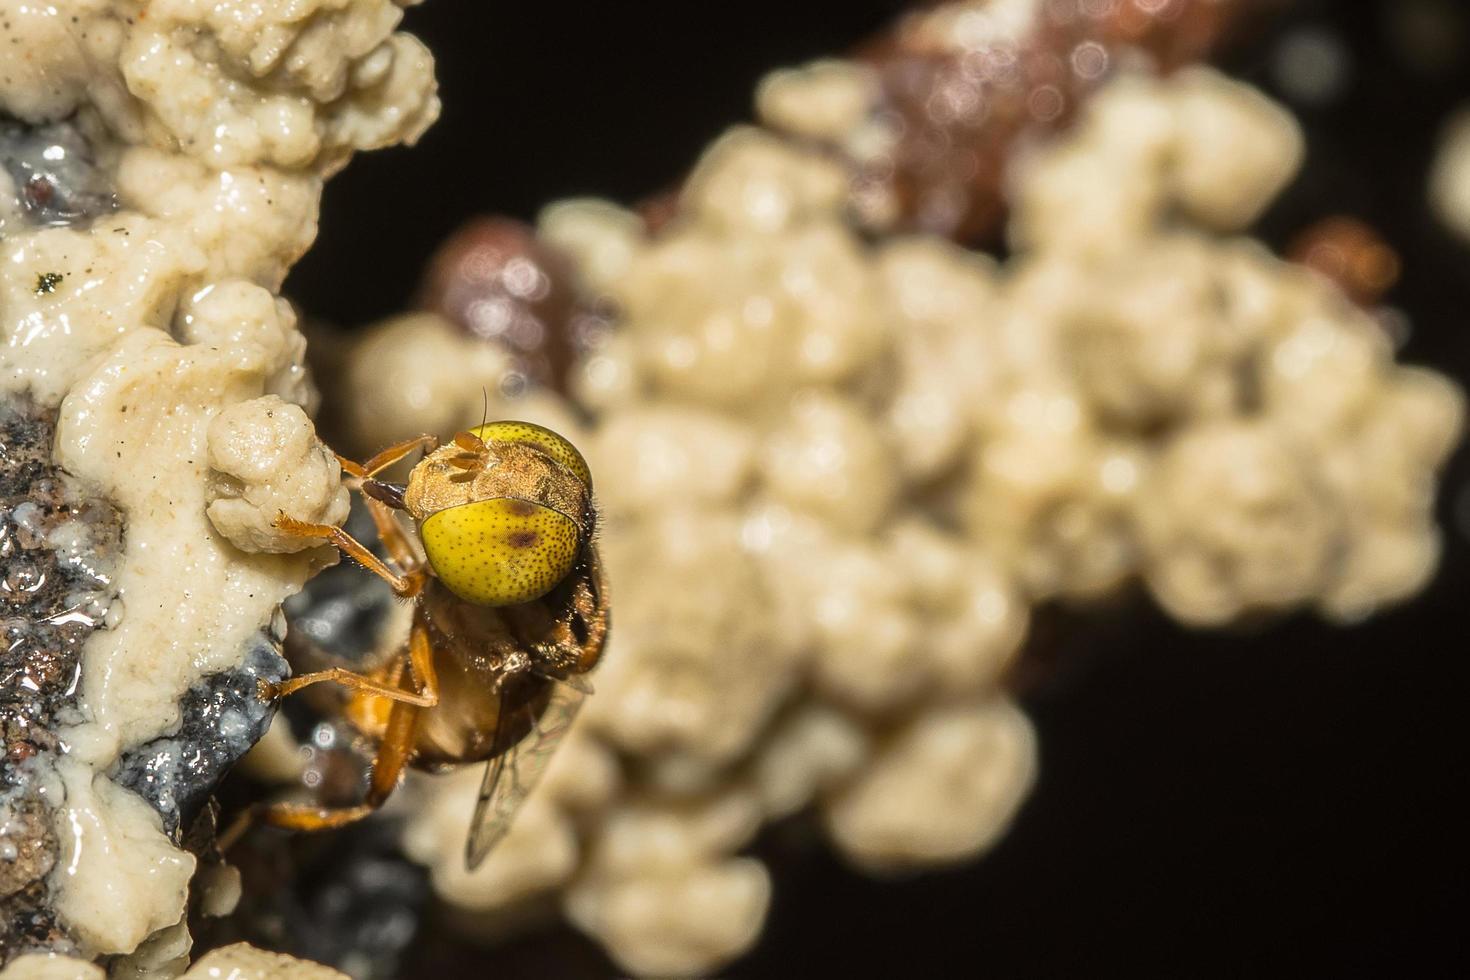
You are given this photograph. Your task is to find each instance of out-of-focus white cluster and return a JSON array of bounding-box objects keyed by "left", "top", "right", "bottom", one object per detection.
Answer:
[
  {"left": 371, "top": 125, "right": 1040, "bottom": 975},
  {"left": 339, "top": 65, "right": 1462, "bottom": 976},
  {"left": 1007, "top": 67, "right": 1303, "bottom": 251},
  {"left": 994, "top": 68, "right": 1460, "bottom": 622},
  {"left": 1431, "top": 107, "right": 1470, "bottom": 243}
]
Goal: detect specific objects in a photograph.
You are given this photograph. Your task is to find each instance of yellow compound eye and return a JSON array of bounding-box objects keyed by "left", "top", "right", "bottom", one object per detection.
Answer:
[
  {"left": 469, "top": 420, "right": 592, "bottom": 490},
  {"left": 421, "top": 497, "right": 581, "bottom": 607}
]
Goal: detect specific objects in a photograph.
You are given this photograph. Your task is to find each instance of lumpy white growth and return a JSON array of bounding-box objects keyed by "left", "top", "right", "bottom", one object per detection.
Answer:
[
  {"left": 564, "top": 789, "right": 769, "bottom": 977},
  {"left": 905, "top": 0, "right": 1042, "bottom": 53},
  {"left": 1008, "top": 68, "right": 1303, "bottom": 254},
  {"left": 206, "top": 395, "right": 351, "bottom": 554},
  {"left": 334, "top": 312, "right": 520, "bottom": 450},
  {"left": 355, "top": 126, "right": 1035, "bottom": 975},
  {"left": 1431, "top": 108, "right": 1470, "bottom": 242},
  {"left": 0, "top": 944, "right": 349, "bottom": 980},
  {"left": 337, "top": 59, "right": 1464, "bottom": 976},
  {"left": 755, "top": 61, "right": 877, "bottom": 146},
  {"left": 976, "top": 70, "right": 1462, "bottom": 616},
  {"left": 565, "top": 857, "right": 770, "bottom": 978},
  {"left": 1, "top": 0, "right": 437, "bottom": 959},
  {"left": 176, "top": 944, "right": 347, "bottom": 979},
  {"left": 55, "top": 330, "right": 331, "bottom": 763},
  {"left": 0, "top": 955, "right": 105, "bottom": 980},
  {"left": 823, "top": 698, "right": 1037, "bottom": 870},
  {"left": 49, "top": 760, "right": 194, "bottom": 956}
]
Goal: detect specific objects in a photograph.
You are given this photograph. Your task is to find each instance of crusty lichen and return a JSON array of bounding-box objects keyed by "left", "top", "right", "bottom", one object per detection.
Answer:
[
  {"left": 1, "top": 0, "right": 437, "bottom": 963},
  {"left": 206, "top": 395, "right": 351, "bottom": 555}
]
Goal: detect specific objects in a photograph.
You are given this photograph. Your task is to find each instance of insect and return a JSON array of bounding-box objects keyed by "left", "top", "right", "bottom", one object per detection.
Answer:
[{"left": 256, "top": 420, "right": 607, "bottom": 868}]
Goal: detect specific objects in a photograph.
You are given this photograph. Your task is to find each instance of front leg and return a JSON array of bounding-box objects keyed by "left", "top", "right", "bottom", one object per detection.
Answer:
[
  {"left": 272, "top": 512, "right": 425, "bottom": 598},
  {"left": 336, "top": 434, "right": 440, "bottom": 481}
]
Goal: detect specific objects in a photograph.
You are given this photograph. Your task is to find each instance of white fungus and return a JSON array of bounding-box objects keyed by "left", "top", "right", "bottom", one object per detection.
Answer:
[
  {"left": 1, "top": 0, "right": 437, "bottom": 962},
  {"left": 326, "top": 59, "right": 1464, "bottom": 976}
]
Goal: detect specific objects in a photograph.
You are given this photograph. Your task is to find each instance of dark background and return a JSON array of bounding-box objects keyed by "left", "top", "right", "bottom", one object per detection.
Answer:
[{"left": 286, "top": 1, "right": 1470, "bottom": 975}]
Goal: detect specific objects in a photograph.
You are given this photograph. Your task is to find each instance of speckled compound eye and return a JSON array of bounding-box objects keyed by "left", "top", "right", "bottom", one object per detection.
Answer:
[
  {"left": 421, "top": 497, "right": 580, "bottom": 606},
  {"left": 470, "top": 420, "right": 592, "bottom": 490}
]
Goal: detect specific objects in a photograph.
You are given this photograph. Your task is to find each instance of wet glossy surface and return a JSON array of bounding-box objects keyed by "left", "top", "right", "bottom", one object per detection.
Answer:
[
  {"left": 0, "top": 397, "right": 121, "bottom": 954},
  {"left": 0, "top": 117, "right": 115, "bottom": 235},
  {"left": 115, "top": 635, "right": 289, "bottom": 837}
]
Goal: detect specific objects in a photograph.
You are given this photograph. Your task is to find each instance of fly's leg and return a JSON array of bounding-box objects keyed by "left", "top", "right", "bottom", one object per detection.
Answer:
[
  {"left": 405, "top": 613, "right": 439, "bottom": 702},
  {"left": 260, "top": 600, "right": 440, "bottom": 708},
  {"left": 227, "top": 618, "right": 439, "bottom": 843},
  {"left": 363, "top": 497, "right": 422, "bottom": 571},
  {"left": 248, "top": 689, "right": 423, "bottom": 833},
  {"left": 272, "top": 512, "right": 426, "bottom": 598},
  {"left": 313, "top": 435, "right": 433, "bottom": 574},
  {"left": 216, "top": 693, "right": 418, "bottom": 846},
  {"left": 261, "top": 518, "right": 427, "bottom": 703},
  {"left": 336, "top": 434, "right": 440, "bottom": 480},
  {"left": 321, "top": 430, "right": 429, "bottom": 570},
  {"left": 570, "top": 557, "right": 610, "bottom": 669},
  {"left": 258, "top": 667, "right": 435, "bottom": 707},
  {"left": 285, "top": 613, "right": 439, "bottom": 708},
  {"left": 515, "top": 547, "right": 610, "bottom": 681}
]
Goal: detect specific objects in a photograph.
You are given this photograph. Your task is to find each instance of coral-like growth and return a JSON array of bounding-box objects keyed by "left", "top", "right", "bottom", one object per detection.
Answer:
[
  {"left": 311, "top": 61, "right": 1461, "bottom": 976},
  {"left": 1, "top": 0, "right": 437, "bottom": 963}
]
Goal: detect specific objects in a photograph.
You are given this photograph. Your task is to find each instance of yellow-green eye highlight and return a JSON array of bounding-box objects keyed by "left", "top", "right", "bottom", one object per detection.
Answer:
[
  {"left": 421, "top": 497, "right": 580, "bottom": 607},
  {"left": 470, "top": 420, "right": 592, "bottom": 491}
]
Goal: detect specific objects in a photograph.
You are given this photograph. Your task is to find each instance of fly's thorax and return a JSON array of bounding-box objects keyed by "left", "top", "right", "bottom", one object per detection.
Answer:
[{"left": 403, "top": 441, "right": 590, "bottom": 529}]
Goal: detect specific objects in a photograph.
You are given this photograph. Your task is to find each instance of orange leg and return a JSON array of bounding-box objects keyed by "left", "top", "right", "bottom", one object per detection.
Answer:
[
  {"left": 273, "top": 513, "right": 426, "bottom": 598},
  {"left": 576, "top": 552, "right": 610, "bottom": 665},
  {"left": 530, "top": 548, "right": 609, "bottom": 681},
  {"left": 364, "top": 497, "right": 421, "bottom": 571},
  {"left": 236, "top": 617, "right": 439, "bottom": 838},
  {"left": 337, "top": 434, "right": 440, "bottom": 480},
  {"left": 258, "top": 667, "right": 435, "bottom": 708},
  {"left": 259, "top": 605, "right": 439, "bottom": 708},
  {"left": 405, "top": 614, "right": 439, "bottom": 702},
  {"left": 261, "top": 514, "right": 429, "bottom": 702},
  {"left": 330, "top": 436, "right": 429, "bottom": 571},
  {"left": 283, "top": 614, "right": 437, "bottom": 708},
  {"left": 253, "top": 693, "right": 423, "bottom": 833}
]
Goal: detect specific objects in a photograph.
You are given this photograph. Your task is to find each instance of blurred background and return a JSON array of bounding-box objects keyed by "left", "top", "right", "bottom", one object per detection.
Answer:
[{"left": 283, "top": 1, "right": 1470, "bottom": 974}]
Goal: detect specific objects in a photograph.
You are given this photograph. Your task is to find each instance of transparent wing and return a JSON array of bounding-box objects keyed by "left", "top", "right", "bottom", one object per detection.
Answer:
[
  {"left": 464, "top": 680, "right": 586, "bottom": 869},
  {"left": 552, "top": 669, "right": 595, "bottom": 696}
]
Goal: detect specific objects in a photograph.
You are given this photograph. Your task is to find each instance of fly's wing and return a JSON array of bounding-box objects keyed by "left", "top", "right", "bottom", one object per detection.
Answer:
[
  {"left": 464, "top": 680, "right": 586, "bottom": 869},
  {"left": 553, "top": 669, "right": 595, "bottom": 696}
]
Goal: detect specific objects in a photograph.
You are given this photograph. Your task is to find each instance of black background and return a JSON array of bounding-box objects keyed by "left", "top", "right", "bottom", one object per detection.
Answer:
[{"left": 286, "top": 2, "right": 1470, "bottom": 975}]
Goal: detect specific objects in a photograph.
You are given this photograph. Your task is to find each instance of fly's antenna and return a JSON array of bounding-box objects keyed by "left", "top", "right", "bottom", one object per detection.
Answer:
[{"left": 449, "top": 389, "right": 493, "bottom": 478}]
